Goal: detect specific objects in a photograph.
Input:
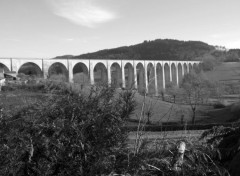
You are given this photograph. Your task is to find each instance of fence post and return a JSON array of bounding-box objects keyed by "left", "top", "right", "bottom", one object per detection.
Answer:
[{"left": 172, "top": 141, "right": 186, "bottom": 172}]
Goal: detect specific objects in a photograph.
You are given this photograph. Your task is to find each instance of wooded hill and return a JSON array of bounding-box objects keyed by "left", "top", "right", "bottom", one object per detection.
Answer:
[{"left": 54, "top": 39, "right": 240, "bottom": 61}]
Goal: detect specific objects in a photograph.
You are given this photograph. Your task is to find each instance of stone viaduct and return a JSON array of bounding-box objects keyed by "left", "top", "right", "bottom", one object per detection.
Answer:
[{"left": 0, "top": 58, "right": 200, "bottom": 95}]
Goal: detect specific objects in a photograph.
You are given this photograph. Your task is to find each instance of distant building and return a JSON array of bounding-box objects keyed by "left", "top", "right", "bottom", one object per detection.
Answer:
[
  {"left": 214, "top": 45, "right": 229, "bottom": 52},
  {"left": 4, "top": 71, "right": 17, "bottom": 80}
]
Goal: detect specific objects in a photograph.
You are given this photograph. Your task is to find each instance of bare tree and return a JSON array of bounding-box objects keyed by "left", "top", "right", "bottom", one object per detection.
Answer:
[{"left": 181, "top": 72, "right": 214, "bottom": 124}]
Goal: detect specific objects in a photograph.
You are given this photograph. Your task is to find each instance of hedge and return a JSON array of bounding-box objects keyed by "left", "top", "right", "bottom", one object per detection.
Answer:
[{"left": 125, "top": 122, "right": 240, "bottom": 132}]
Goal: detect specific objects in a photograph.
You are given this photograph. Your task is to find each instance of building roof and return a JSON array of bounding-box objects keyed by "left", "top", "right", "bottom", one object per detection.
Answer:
[
  {"left": 5, "top": 71, "right": 16, "bottom": 74},
  {"left": 4, "top": 72, "right": 17, "bottom": 78}
]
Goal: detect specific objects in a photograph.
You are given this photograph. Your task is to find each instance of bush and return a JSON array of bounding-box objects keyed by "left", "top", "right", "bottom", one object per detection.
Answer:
[
  {"left": 1, "top": 85, "right": 16, "bottom": 91},
  {"left": 0, "top": 85, "right": 136, "bottom": 175},
  {"left": 200, "top": 59, "right": 214, "bottom": 71},
  {"left": 230, "top": 102, "right": 240, "bottom": 120},
  {"left": 73, "top": 73, "right": 89, "bottom": 85},
  {"left": 201, "top": 125, "right": 240, "bottom": 176},
  {"left": 49, "top": 74, "right": 68, "bottom": 82},
  {"left": 213, "top": 102, "right": 226, "bottom": 109}
]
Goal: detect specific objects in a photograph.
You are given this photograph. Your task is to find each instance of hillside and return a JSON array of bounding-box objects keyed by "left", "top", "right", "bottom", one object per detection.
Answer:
[
  {"left": 204, "top": 62, "right": 240, "bottom": 82},
  {"left": 55, "top": 39, "right": 217, "bottom": 61}
]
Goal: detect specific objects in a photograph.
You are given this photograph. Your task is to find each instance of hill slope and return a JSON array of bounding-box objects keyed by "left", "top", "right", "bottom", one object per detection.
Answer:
[
  {"left": 55, "top": 39, "right": 216, "bottom": 60},
  {"left": 204, "top": 62, "right": 240, "bottom": 81}
]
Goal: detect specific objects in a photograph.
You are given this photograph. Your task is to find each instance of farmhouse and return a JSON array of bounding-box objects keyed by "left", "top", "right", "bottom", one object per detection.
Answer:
[{"left": 4, "top": 72, "right": 17, "bottom": 81}]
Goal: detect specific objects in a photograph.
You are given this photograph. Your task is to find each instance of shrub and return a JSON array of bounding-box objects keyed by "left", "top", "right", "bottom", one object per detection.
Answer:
[
  {"left": 201, "top": 125, "right": 240, "bottom": 176},
  {"left": 128, "top": 139, "right": 229, "bottom": 176},
  {"left": 49, "top": 74, "right": 68, "bottom": 82},
  {"left": 213, "top": 102, "right": 226, "bottom": 109},
  {"left": 73, "top": 73, "right": 89, "bottom": 85},
  {"left": 1, "top": 85, "right": 16, "bottom": 91},
  {"left": 0, "top": 85, "right": 136, "bottom": 175},
  {"left": 230, "top": 102, "right": 240, "bottom": 120},
  {"left": 200, "top": 59, "right": 214, "bottom": 71}
]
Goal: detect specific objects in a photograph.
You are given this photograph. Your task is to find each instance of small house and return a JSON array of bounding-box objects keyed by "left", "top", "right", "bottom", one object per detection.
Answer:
[{"left": 4, "top": 72, "right": 17, "bottom": 80}]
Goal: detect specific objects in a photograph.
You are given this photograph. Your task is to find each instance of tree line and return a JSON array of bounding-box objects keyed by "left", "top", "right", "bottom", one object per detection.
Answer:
[{"left": 55, "top": 39, "right": 240, "bottom": 62}]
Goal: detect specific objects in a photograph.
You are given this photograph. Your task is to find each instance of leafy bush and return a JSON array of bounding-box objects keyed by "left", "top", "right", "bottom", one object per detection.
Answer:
[
  {"left": 201, "top": 125, "right": 240, "bottom": 176},
  {"left": 2, "top": 81, "right": 45, "bottom": 92},
  {"left": 73, "top": 73, "right": 89, "bottom": 84},
  {"left": 200, "top": 59, "right": 214, "bottom": 71},
  {"left": 0, "top": 85, "right": 136, "bottom": 175},
  {"left": 230, "top": 102, "right": 240, "bottom": 120},
  {"left": 1, "top": 85, "right": 17, "bottom": 91},
  {"left": 49, "top": 74, "right": 68, "bottom": 82},
  {"left": 213, "top": 102, "right": 226, "bottom": 109}
]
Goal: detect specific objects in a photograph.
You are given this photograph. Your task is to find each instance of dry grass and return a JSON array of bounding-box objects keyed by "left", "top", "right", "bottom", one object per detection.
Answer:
[{"left": 128, "top": 130, "right": 204, "bottom": 149}]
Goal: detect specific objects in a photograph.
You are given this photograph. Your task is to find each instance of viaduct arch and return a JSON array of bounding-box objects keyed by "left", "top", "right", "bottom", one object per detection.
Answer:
[{"left": 0, "top": 58, "right": 201, "bottom": 95}]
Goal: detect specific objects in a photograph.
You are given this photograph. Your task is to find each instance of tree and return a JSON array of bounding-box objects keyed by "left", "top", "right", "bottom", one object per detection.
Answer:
[
  {"left": 181, "top": 72, "right": 214, "bottom": 124},
  {"left": 225, "top": 50, "right": 240, "bottom": 62},
  {"left": 165, "top": 82, "right": 181, "bottom": 103}
]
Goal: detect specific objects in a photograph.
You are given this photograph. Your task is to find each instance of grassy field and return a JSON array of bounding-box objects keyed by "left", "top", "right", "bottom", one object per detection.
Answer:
[
  {"left": 1, "top": 88, "right": 236, "bottom": 125},
  {"left": 130, "top": 62, "right": 240, "bottom": 124},
  {"left": 131, "top": 92, "right": 214, "bottom": 124},
  {"left": 204, "top": 62, "right": 240, "bottom": 81},
  {"left": 128, "top": 130, "right": 204, "bottom": 140}
]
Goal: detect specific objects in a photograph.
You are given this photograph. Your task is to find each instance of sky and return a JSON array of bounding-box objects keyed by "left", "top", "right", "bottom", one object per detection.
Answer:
[{"left": 1, "top": 0, "right": 240, "bottom": 58}]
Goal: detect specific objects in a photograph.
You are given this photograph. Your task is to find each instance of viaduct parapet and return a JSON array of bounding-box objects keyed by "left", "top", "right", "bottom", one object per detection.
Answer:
[{"left": 0, "top": 58, "right": 201, "bottom": 95}]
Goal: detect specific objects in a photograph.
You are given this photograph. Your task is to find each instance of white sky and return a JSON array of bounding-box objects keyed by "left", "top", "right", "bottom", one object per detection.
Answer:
[{"left": 0, "top": 0, "right": 240, "bottom": 58}]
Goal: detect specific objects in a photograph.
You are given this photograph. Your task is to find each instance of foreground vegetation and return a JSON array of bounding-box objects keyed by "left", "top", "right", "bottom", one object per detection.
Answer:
[{"left": 1, "top": 79, "right": 240, "bottom": 175}]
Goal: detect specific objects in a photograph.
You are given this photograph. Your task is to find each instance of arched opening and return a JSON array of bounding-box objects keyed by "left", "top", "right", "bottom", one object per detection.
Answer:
[
  {"left": 18, "top": 62, "right": 42, "bottom": 77},
  {"left": 94, "top": 63, "right": 108, "bottom": 84},
  {"left": 147, "top": 63, "right": 155, "bottom": 94},
  {"left": 178, "top": 63, "right": 183, "bottom": 85},
  {"left": 0, "top": 63, "right": 10, "bottom": 73},
  {"left": 73, "top": 62, "right": 89, "bottom": 85},
  {"left": 136, "top": 63, "right": 145, "bottom": 93},
  {"left": 183, "top": 63, "right": 188, "bottom": 75},
  {"left": 124, "top": 63, "right": 134, "bottom": 89},
  {"left": 111, "top": 63, "right": 122, "bottom": 88},
  {"left": 164, "top": 63, "right": 170, "bottom": 85},
  {"left": 156, "top": 63, "right": 163, "bottom": 92},
  {"left": 189, "top": 63, "right": 193, "bottom": 73},
  {"left": 171, "top": 63, "right": 177, "bottom": 85},
  {"left": 48, "top": 62, "right": 68, "bottom": 82}
]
